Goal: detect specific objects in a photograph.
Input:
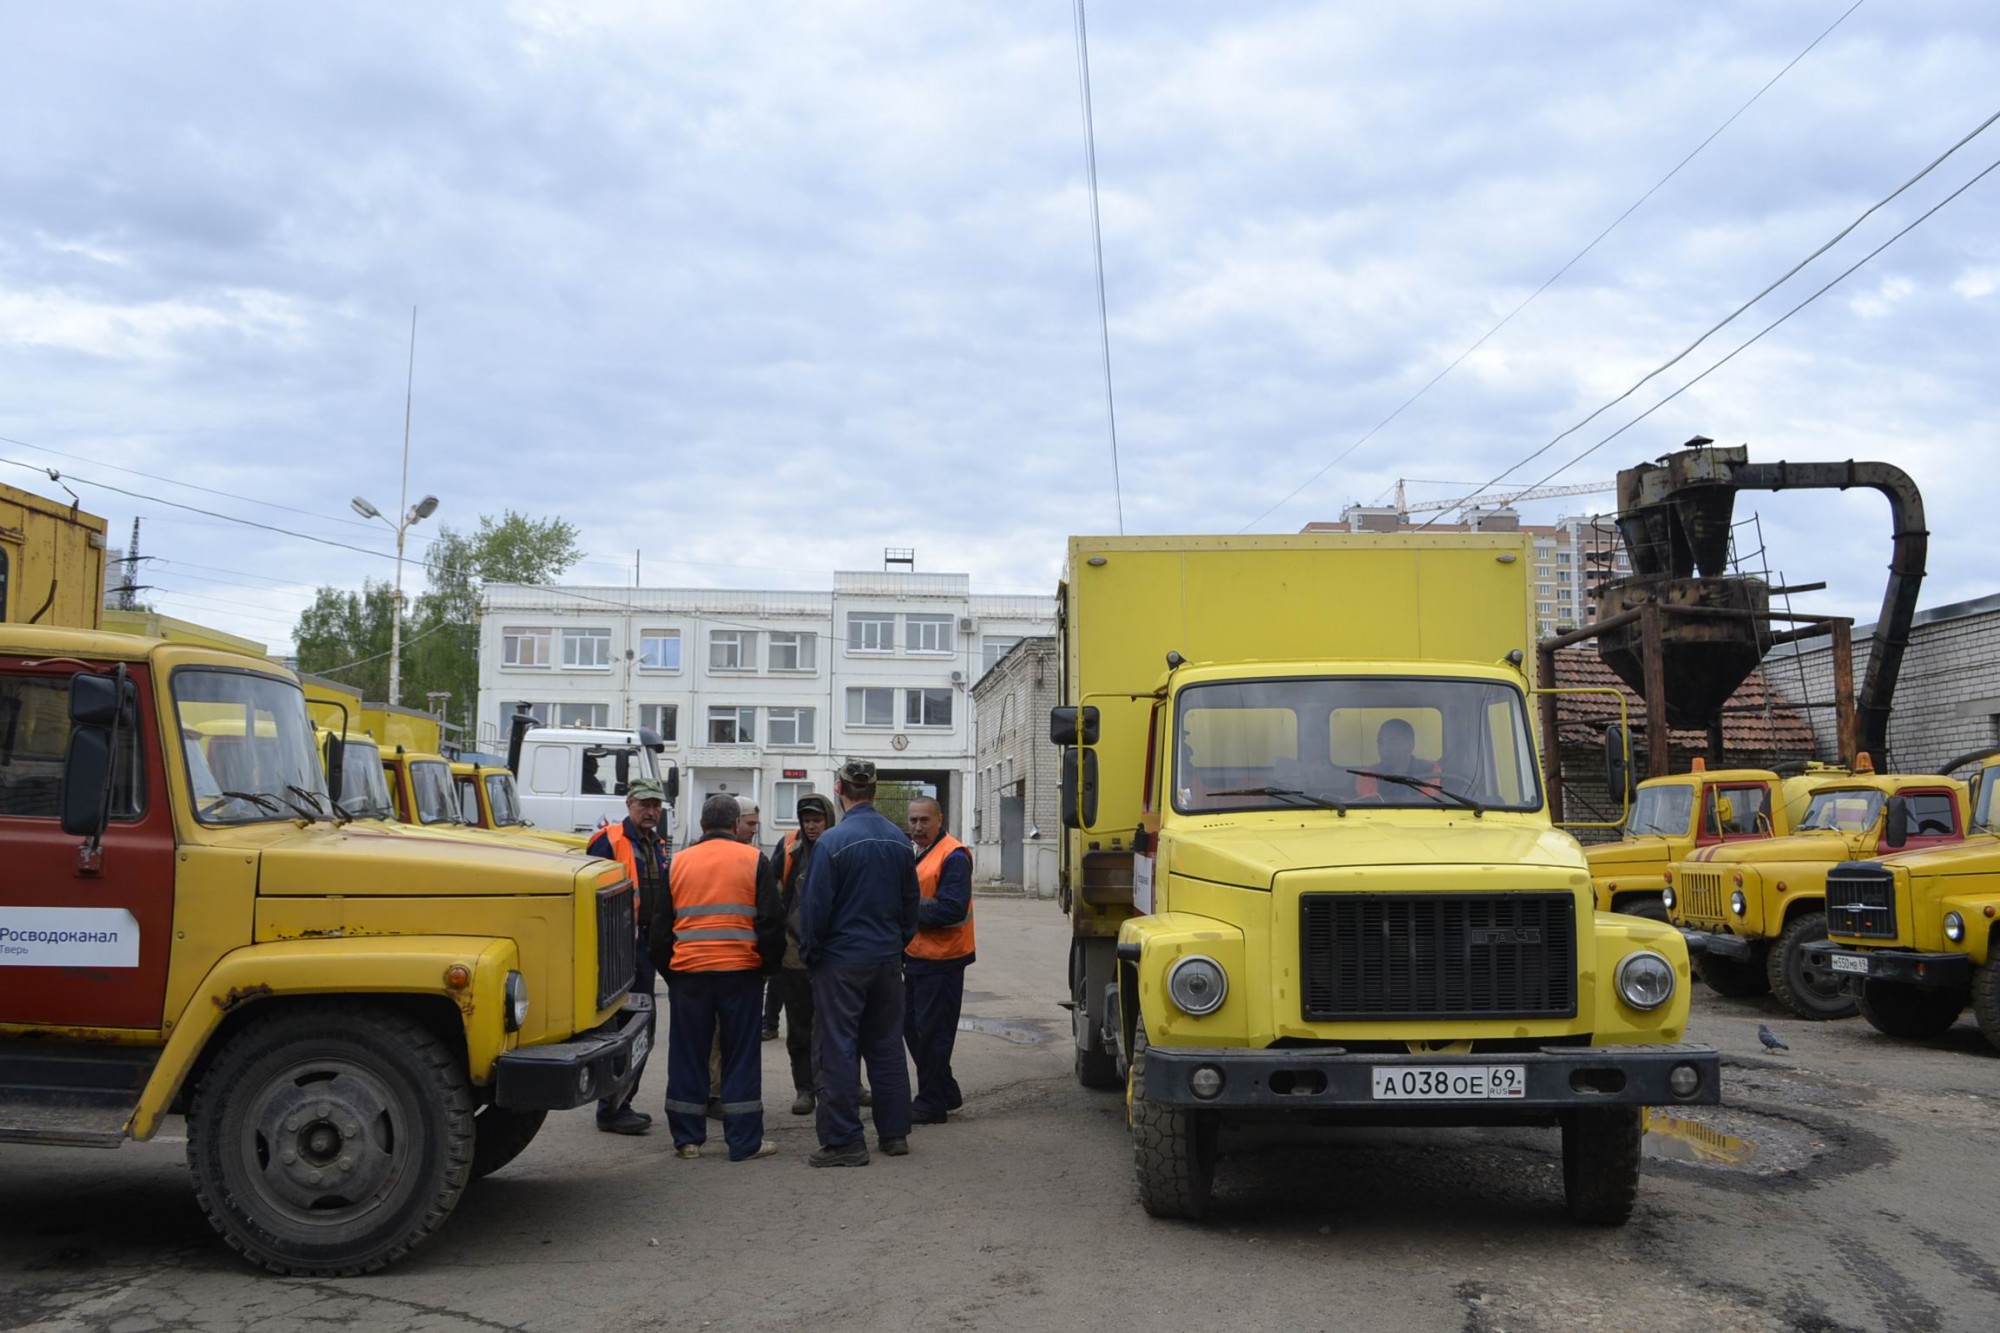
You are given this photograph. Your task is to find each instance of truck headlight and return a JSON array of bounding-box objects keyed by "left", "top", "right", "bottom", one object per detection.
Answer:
[
  {"left": 1167, "top": 955, "right": 1228, "bottom": 1016},
  {"left": 1730, "top": 890, "right": 1747, "bottom": 916},
  {"left": 1945, "top": 912, "right": 1965, "bottom": 944},
  {"left": 1615, "top": 951, "right": 1675, "bottom": 1011},
  {"left": 1661, "top": 885, "right": 1676, "bottom": 911},
  {"left": 505, "top": 970, "right": 530, "bottom": 1031}
]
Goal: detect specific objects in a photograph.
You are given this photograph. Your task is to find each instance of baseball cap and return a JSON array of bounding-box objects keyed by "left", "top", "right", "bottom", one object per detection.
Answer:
[
  {"left": 837, "top": 757, "right": 877, "bottom": 785},
  {"left": 626, "top": 778, "right": 666, "bottom": 803}
]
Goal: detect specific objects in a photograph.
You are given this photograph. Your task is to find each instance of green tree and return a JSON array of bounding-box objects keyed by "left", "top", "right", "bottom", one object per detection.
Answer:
[{"left": 292, "top": 580, "right": 397, "bottom": 701}]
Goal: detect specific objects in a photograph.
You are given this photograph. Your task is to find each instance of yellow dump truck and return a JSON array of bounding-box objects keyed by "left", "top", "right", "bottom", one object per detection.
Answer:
[
  {"left": 1666, "top": 764, "right": 1970, "bottom": 1019},
  {"left": 1, "top": 480, "right": 108, "bottom": 629},
  {"left": 1585, "top": 761, "right": 1849, "bottom": 921},
  {"left": 0, "top": 624, "right": 650, "bottom": 1275},
  {"left": 1055, "top": 534, "right": 1716, "bottom": 1224},
  {"left": 1817, "top": 758, "right": 2000, "bottom": 1044}
]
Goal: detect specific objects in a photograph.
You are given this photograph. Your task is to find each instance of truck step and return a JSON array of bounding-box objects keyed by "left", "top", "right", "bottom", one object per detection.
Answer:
[{"left": 0, "top": 1043, "right": 157, "bottom": 1148}]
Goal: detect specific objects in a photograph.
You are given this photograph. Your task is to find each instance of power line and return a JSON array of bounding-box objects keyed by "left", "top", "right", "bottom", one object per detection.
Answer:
[
  {"left": 1239, "top": 0, "right": 1870, "bottom": 532},
  {"left": 1424, "top": 100, "right": 2000, "bottom": 529},
  {"left": 1072, "top": 0, "right": 1125, "bottom": 535},
  {"left": 309, "top": 618, "right": 456, "bottom": 676}
]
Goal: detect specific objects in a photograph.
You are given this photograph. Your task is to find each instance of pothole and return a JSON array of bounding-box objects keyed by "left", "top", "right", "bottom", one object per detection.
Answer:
[
  {"left": 1642, "top": 1105, "right": 1827, "bottom": 1176},
  {"left": 957, "top": 1016, "right": 1049, "bottom": 1046}
]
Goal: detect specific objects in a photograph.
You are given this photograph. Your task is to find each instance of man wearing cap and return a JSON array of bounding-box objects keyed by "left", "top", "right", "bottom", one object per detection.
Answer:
[
  {"left": 798, "top": 758, "right": 920, "bottom": 1166},
  {"left": 904, "top": 796, "right": 975, "bottom": 1124},
  {"left": 647, "top": 793, "right": 786, "bottom": 1161},
  {"left": 586, "top": 778, "right": 670, "bottom": 1135},
  {"left": 770, "top": 792, "right": 839, "bottom": 1115}
]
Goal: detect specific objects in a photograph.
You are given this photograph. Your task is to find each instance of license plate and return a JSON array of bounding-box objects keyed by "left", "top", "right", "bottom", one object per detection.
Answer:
[
  {"left": 1829, "top": 954, "right": 1870, "bottom": 976},
  {"left": 1370, "top": 1065, "right": 1527, "bottom": 1100}
]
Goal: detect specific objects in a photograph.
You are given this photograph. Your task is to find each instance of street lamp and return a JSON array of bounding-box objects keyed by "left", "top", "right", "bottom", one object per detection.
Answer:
[{"left": 352, "top": 491, "right": 439, "bottom": 704}]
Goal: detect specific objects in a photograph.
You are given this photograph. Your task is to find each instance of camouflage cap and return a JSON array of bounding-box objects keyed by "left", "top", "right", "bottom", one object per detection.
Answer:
[
  {"left": 836, "top": 757, "right": 878, "bottom": 786},
  {"left": 626, "top": 778, "right": 666, "bottom": 803}
]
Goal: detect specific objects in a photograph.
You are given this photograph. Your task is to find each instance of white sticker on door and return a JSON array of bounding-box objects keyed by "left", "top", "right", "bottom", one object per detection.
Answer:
[{"left": 0, "top": 907, "right": 142, "bottom": 968}]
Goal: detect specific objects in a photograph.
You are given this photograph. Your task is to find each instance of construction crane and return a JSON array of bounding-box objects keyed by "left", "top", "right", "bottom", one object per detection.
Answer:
[{"left": 1394, "top": 478, "right": 1614, "bottom": 515}]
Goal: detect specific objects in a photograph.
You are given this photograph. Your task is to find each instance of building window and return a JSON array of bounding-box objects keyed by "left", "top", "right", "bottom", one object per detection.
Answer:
[
  {"left": 847, "top": 613, "right": 896, "bottom": 654},
  {"left": 502, "top": 627, "right": 553, "bottom": 668},
  {"left": 639, "top": 630, "right": 682, "bottom": 671},
  {"left": 707, "top": 706, "right": 756, "bottom": 745},
  {"left": 774, "top": 780, "right": 815, "bottom": 823},
  {"left": 554, "top": 702, "right": 609, "bottom": 728},
  {"left": 906, "top": 614, "right": 955, "bottom": 654},
  {"left": 981, "top": 635, "right": 1022, "bottom": 673},
  {"left": 906, "top": 687, "right": 953, "bottom": 728},
  {"left": 709, "top": 630, "right": 756, "bottom": 672},
  {"left": 768, "top": 631, "right": 818, "bottom": 672},
  {"left": 639, "top": 703, "right": 678, "bottom": 744},
  {"left": 846, "top": 687, "right": 895, "bottom": 728},
  {"left": 562, "top": 627, "right": 612, "bottom": 669},
  {"left": 767, "top": 706, "right": 816, "bottom": 747}
]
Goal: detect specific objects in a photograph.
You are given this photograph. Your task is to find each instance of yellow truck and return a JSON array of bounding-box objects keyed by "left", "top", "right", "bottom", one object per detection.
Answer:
[
  {"left": 452, "top": 758, "right": 592, "bottom": 851},
  {"left": 1, "top": 480, "right": 108, "bottom": 630},
  {"left": 1666, "top": 765, "right": 1971, "bottom": 1019},
  {"left": 0, "top": 624, "right": 650, "bottom": 1275},
  {"left": 1055, "top": 534, "right": 1716, "bottom": 1224},
  {"left": 1585, "top": 761, "right": 1848, "bottom": 921},
  {"left": 1817, "top": 759, "right": 2000, "bottom": 1044}
]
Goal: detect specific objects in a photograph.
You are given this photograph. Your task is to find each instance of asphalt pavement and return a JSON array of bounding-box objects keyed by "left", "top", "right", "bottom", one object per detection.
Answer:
[{"left": 4, "top": 896, "right": 1999, "bottom": 1332}]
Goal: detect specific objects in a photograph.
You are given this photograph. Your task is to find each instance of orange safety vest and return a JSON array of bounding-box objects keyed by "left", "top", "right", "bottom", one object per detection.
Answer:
[
  {"left": 667, "top": 836, "right": 764, "bottom": 973},
  {"left": 596, "top": 821, "right": 663, "bottom": 921},
  {"left": 909, "top": 833, "right": 975, "bottom": 962}
]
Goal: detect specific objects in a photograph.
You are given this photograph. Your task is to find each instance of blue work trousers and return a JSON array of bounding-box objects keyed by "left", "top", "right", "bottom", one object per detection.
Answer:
[
  {"left": 597, "top": 955, "right": 655, "bottom": 1121},
  {"left": 810, "top": 960, "right": 911, "bottom": 1148},
  {"left": 904, "top": 959, "right": 968, "bottom": 1118},
  {"left": 664, "top": 969, "right": 766, "bottom": 1159}
]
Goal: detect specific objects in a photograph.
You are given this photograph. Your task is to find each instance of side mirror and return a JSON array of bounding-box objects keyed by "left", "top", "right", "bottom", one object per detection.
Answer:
[
  {"left": 325, "top": 734, "right": 345, "bottom": 807},
  {"left": 1603, "top": 724, "right": 1633, "bottom": 805},
  {"left": 70, "top": 671, "right": 137, "bottom": 728},
  {"left": 1883, "top": 795, "right": 1909, "bottom": 849},
  {"left": 1050, "top": 705, "right": 1100, "bottom": 747},
  {"left": 664, "top": 764, "right": 681, "bottom": 803},
  {"left": 61, "top": 725, "right": 114, "bottom": 838},
  {"left": 1060, "top": 746, "right": 1100, "bottom": 829}
]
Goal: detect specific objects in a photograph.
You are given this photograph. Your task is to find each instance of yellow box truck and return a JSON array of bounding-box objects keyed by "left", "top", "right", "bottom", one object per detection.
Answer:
[
  {"left": 1, "top": 480, "right": 108, "bottom": 630},
  {"left": 1054, "top": 534, "right": 1716, "bottom": 1224}
]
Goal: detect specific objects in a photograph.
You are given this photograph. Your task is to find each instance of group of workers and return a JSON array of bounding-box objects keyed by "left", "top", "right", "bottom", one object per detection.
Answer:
[{"left": 586, "top": 757, "right": 975, "bottom": 1166}]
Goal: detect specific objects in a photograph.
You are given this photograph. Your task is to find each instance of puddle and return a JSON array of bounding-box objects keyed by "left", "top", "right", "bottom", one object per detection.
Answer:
[
  {"left": 957, "top": 1016, "right": 1049, "bottom": 1046},
  {"left": 961, "top": 990, "right": 1004, "bottom": 1004},
  {"left": 1644, "top": 1113, "right": 1755, "bottom": 1166},
  {"left": 1640, "top": 1106, "right": 1825, "bottom": 1176}
]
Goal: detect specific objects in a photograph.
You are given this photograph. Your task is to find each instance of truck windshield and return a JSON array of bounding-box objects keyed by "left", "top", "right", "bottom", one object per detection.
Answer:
[
  {"left": 580, "top": 745, "right": 651, "bottom": 796},
  {"left": 1626, "top": 784, "right": 1694, "bottom": 837},
  {"left": 1172, "top": 676, "right": 1542, "bottom": 814},
  {"left": 339, "top": 740, "right": 393, "bottom": 820},
  {"left": 1977, "top": 773, "right": 1999, "bottom": 833},
  {"left": 176, "top": 669, "right": 327, "bottom": 825},
  {"left": 485, "top": 772, "right": 524, "bottom": 825},
  {"left": 410, "top": 759, "right": 461, "bottom": 824},
  {"left": 1797, "top": 789, "right": 1884, "bottom": 833}
]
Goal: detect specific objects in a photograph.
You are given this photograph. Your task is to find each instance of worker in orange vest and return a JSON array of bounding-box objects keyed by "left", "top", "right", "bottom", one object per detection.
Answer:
[
  {"left": 585, "top": 777, "right": 670, "bottom": 1136},
  {"left": 646, "top": 794, "right": 785, "bottom": 1161},
  {"left": 904, "top": 795, "right": 974, "bottom": 1124}
]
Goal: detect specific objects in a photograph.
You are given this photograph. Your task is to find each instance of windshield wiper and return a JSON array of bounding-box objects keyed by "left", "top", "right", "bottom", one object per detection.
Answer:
[
  {"left": 285, "top": 784, "right": 348, "bottom": 827},
  {"left": 199, "top": 789, "right": 285, "bottom": 820},
  {"left": 1347, "top": 770, "right": 1487, "bottom": 816},
  {"left": 1208, "top": 786, "right": 1349, "bottom": 816}
]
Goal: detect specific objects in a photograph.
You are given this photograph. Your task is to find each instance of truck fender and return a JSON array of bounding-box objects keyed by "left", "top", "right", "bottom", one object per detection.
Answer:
[
  {"left": 129, "top": 935, "right": 520, "bottom": 1141},
  {"left": 1588, "top": 912, "right": 1693, "bottom": 1043},
  {"left": 1117, "top": 912, "right": 1246, "bottom": 1048},
  {"left": 1938, "top": 892, "right": 2000, "bottom": 965}
]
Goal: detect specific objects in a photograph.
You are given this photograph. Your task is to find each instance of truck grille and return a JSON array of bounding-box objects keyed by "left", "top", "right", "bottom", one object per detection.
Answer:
[
  {"left": 597, "top": 883, "right": 637, "bottom": 1009},
  {"left": 1300, "top": 892, "right": 1577, "bottom": 1022},
  {"left": 1675, "top": 870, "right": 1728, "bottom": 922},
  {"left": 1826, "top": 866, "right": 1896, "bottom": 939}
]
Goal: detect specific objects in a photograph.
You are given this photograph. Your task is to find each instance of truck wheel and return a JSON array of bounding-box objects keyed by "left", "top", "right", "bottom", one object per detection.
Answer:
[
  {"left": 1695, "top": 951, "right": 1770, "bottom": 998},
  {"left": 187, "top": 1005, "right": 475, "bottom": 1276},
  {"left": 1858, "top": 980, "right": 1965, "bottom": 1039},
  {"left": 469, "top": 1106, "right": 548, "bottom": 1180},
  {"left": 1766, "top": 911, "right": 1858, "bottom": 1020},
  {"left": 1076, "top": 1043, "right": 1122, "bottom": 1090},
  {"left": 1561, "top": 1105, "right": 1642, "bottom": 1225},
  {"left": 1614, "top": 895, "right": 1669, "bottom": 924},
  {"left": 1970, "top": 961, "right": 2000, "bottom": 1051},
  {"left": 1128, "top": 1021, "right": 1217, "bottom": 1220}
]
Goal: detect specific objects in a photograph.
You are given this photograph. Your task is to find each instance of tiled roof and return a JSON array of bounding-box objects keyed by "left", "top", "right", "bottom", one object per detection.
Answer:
[{"left": 1549, "top": 647, "right": 1816, "bottom": 754}]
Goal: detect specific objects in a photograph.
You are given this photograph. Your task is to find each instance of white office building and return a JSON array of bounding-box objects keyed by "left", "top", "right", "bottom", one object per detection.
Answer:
[{"left": 476, "top": 570, "right": 1054, "bottom": 834}]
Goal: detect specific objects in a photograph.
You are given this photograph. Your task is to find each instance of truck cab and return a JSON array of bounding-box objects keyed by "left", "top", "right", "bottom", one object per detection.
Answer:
[
  {"left": 1818, "top": 758, "right": 2000, "bottom": 1046},
  {"left": 1666, "top": 768, "right": 1970, "bottom": 1019},
  {"left": 452, "top": 758, "right": 591, "bottom": 852},
  {"left": 1586, "top": 764, "right": 1846, "bottom": 920},
  {"left": 0, "top": 626, "right": 649, "bottom": 1275},
  {"left": 506, "top": 720, "right": 679, "bottom": 840}
]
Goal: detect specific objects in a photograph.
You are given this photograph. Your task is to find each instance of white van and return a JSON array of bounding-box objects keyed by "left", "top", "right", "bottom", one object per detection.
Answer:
[{"left": 506, "top": 717, "right": 681, "bottom": 839}]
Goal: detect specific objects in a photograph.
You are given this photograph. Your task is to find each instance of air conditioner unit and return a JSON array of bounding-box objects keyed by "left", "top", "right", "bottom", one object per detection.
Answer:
[
  {"left": 950, "top": 670, "right": 965, "bottom": 684},
  {"left": 958, "top": 617, "right": 974, "bottom": 632}
]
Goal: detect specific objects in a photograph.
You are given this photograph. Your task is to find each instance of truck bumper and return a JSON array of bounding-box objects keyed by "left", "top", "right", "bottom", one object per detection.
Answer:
[
  {"left": 1141, "top": 1043, "right": 1720, "bottom": 1112},
  {"left": 1680, "top": 928, "right": 1756, "bottom": 961},
  {"left": 1821, "top": 946, "right": 1972, "bottom": 992},
  {"left": 490, "top": 992, "right": 652, "bottom": 1110}
]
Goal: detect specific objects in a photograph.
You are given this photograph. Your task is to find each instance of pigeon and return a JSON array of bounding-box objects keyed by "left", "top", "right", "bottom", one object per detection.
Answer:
[{"left": 1757, "top": 1023, "right": 1789, "bottom": 1052}]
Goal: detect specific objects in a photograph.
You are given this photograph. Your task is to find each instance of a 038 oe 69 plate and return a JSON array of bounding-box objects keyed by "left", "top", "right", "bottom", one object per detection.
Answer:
[{"left": 1370, "top": 1065, "right": 1527, "bottom": 1100}]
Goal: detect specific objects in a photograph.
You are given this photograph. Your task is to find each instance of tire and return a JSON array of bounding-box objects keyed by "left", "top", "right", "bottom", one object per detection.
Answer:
[
  {"left": 1971, "top": 960, "right": 2000, "bottom": 1052},
  {"left": 1561, "top": 1105, "right": 1643, "bottom": 1226},
  {"left": 1766, "top": 911, "right": 1858, "bottom": 1020},
  {"left": 1614, "top": 895, "right": 1669, "bottom": 924},
  {"left": 1128, "top": 1020, "right": 1218, "bottom": 1220},
  {"left": 1076, "top": 1042, "right": 1122, "bottom": 1091},
  {"left": 186, "top": 1005, "right": 475, "bottom": 1276},
  {"left": 1858, "top": 980, "right": 1965, "bottom": 1039},
  {"left": 469, "top": 1106, "right": 547, "bottom": 1181},
  {"left": 1695, "top": 950, "right": 1771, "bottom": 998}
]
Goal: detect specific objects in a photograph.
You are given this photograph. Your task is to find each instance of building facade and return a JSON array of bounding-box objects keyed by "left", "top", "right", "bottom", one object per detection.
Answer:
[
  {"left": 970, "top": 635, "right": 1060, "bottom": 896},
  {"left": 476, "top": 571, "right": 1053, "bottom": 835}
]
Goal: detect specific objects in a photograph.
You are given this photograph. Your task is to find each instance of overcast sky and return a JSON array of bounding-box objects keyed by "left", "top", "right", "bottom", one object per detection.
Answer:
[{"left": 3, "top": 1, "right": 1997, "bottom": 652}]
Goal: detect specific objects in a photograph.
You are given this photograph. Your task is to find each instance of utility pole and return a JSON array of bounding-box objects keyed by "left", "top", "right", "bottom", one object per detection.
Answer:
[{"left": 351, "top": 308, "right": 437, "bottom": 707}]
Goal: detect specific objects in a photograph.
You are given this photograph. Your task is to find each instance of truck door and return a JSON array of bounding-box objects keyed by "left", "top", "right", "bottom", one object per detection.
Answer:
[
  {"left": 1699, "top": 783, "right": 1772, "bottom": 844},
  {"left": 0, "top": 662, "right": 176, "bottom": 1029}
]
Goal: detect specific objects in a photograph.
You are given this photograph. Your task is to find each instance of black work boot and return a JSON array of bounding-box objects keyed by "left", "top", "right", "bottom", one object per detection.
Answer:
[{"left": 808, "top": 1140, "right": 870, "bottom": 1168}]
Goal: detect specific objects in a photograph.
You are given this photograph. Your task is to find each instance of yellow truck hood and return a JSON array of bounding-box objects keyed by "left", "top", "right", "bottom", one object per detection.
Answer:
[
  {"left": 256, "top": 820, "right": 588, "bottom": 896},
  {"left": 1584, "top": 838, "right": 1676, "bottom": 873},
  {"left": 1170, "top": 817, "right": 1584, "bottom": 890},
  {"left": 1690, "top": 832, "right": 1861, "bottom": 866}
]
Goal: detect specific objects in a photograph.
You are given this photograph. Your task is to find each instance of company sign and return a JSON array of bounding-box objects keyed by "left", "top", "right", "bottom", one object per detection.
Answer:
[{"left": 0, "top": 907, "right": 142, "bottom": 968}]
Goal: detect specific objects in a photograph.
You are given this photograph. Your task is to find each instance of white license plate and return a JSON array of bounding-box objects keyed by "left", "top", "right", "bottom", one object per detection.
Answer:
[
  {"left": 1370, "top": 1065, "right": 1527, "bottom": 1101},
  {"left": 1830, "top": 954, "right": 1870, "bottom": 976}
]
